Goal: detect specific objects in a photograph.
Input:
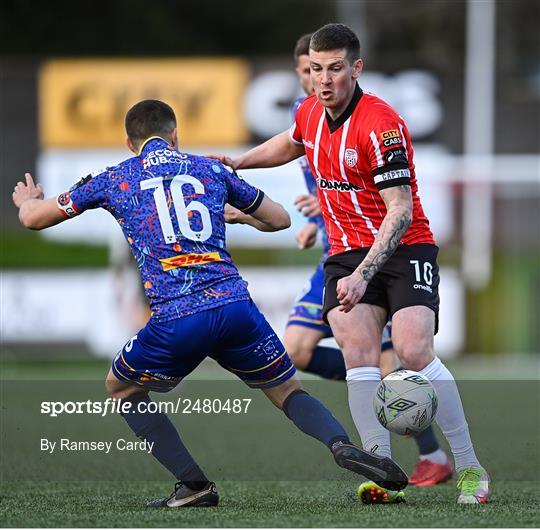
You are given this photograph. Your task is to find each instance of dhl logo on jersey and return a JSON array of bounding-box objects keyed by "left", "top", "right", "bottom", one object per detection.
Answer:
[{"left": 159, "top": 252, "right": 223, "bottom": 271}]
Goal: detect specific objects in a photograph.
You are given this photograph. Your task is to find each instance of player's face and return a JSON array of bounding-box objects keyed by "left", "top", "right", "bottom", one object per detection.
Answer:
[
  {"left": 309, "top": 48, "right": 363, "bottom": 118},
  {"left": 295, "top": 54, "right": 313, "bottom": 96}
]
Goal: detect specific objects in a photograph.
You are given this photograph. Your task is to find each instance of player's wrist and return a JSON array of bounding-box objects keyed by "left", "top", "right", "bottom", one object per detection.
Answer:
[
  {"left": 17, "top": 196, "right": 36, "bottom": 209},
  {"left": 353, "top": 266, "right": 372, "bottom": 283}
]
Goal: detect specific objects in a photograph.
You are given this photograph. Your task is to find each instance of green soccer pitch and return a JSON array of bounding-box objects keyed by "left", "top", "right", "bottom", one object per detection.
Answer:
[{"left": 1, "top": 357, "right": 539, "bottom": 528}]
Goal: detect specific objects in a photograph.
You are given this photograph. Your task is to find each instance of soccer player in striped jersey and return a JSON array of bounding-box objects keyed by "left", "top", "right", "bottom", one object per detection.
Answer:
[
  {"left": 13, "top": 99, "right": 407, "bottom": 508},
  {"left": 288, "top": 33, "right": 452, "bottom": 491},
  {"left": 213, "top": 24, "right": 489, "bottom": 504}
]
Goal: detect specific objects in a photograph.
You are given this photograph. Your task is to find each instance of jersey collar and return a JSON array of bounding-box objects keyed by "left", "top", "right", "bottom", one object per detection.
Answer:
[
  {"left": 325, "top": 83, "right": 363, "bottom": 133},
  {"left": 137, "top": 136, "right": 171, "bottom": 156}
]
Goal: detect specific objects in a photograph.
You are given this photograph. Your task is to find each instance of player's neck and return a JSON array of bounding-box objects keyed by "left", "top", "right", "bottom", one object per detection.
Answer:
[
  {"left": 326, "top": 84, "right": 359, "bottom": 121},
  {"left": 324, "top": 84, "right": 362, "bottom": 133}
]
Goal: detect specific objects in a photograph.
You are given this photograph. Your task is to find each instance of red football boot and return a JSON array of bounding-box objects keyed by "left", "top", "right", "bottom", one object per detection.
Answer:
[{"left": 409, "top": 458, "right": 453, "bottom": 487}]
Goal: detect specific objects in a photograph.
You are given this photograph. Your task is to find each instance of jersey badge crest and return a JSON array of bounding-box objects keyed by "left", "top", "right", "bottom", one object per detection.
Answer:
[{"left": 344, "top": 148, "right": 358, "bottom": 168}]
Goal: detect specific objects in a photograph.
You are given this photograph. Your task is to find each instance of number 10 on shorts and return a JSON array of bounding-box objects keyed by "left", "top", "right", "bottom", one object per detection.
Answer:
[{"left": 410, "top": 260, "right": 433, "bottom": 285}]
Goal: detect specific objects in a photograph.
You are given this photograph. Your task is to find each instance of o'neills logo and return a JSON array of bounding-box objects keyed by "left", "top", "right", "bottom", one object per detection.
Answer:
[
  {"left": 319, "top": 178, "right": 363, "bottom": 192},
  {"left": 160, "top": 252, "right": 223, "bottom": 271}
]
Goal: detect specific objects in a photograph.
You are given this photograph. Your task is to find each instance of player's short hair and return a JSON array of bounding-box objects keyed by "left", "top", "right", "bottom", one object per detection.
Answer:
[
  {"left": 294, "top": 33, "right": 313, "bottom": 62},
  {"left": 125, "top": 100, "right": 176, "bottom": 144},
  {"left": 310, "top": 23, "right": 361, "bottom": 64}
]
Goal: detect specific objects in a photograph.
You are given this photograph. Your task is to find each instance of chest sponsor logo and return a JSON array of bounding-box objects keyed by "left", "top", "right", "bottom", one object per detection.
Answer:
[
  {"left": 318, "top": 178, "right": 363, "bottom": 192},
  {"left": 344, "top": 148, "right": 358, "bottom": 168},
  {"left": 380, "top": 129, "right": 400, "bottom": 140},
  {"left": 159, "top": 251, "right": 223, "bottom": 271}
]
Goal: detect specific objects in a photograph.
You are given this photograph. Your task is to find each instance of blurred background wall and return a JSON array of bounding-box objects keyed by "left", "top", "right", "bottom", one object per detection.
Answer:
[{"left": 1, "top": 0, "right": 539, "bottom": 358}]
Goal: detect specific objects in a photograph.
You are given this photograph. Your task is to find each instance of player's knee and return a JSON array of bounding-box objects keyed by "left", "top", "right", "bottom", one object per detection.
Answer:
[
  {"left": 286, "top": 343, "right": 313, "bottom": 370},
  {"left": 394, "top": 339, "right": 434, "bottom": 371},
  {"left": 105, "top": 370, "right": 142, "bottom": 400},
  {"left": 105, "top": 376, "right": 123, "bottom": 399},
  {"left": 340, "top": 344, "right": 380, "bottom": 368},
  {"left": 283, "top": 335, "right": 315, "bottom": 370}
]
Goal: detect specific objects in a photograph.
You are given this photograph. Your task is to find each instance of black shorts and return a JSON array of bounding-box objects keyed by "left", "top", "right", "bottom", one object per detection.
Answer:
[{"left": 323, "top": 244, "right": 440, "bottom": 333}]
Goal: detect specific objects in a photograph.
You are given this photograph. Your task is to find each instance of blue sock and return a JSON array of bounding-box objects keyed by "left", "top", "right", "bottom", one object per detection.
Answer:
[
  {"left": 120, "top": 393, "right": 208, "bottom": 486},
  {"left": 304, "top": 346, "right": 346, "bottom": 380},
  {"left": 282, "top": 389, "right": 349, "bottom": 449},
  {"left": 413, "top": 425, "right": 440, "bottom": 455}
]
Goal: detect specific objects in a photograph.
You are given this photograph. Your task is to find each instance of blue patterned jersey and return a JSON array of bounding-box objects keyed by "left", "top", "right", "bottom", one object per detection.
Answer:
[
  {"left": 292, "top": 98, "right": 330, "bottom": 257},
  {"left": 61, "top": 137, "right": 264, "bottom": 321}
]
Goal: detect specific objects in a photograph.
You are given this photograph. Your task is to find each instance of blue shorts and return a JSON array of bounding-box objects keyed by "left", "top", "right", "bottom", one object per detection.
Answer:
[
  {"left": 112, "top": 300, "right": 296, "bottom": 392},
  {"left": 287, "top": 261, "right": 394, "bottom": 351},
  {"left": 381, "top": 322, "right": 393, "bottom": 352},
  {"left": 286, "top": 260, "right": 333, "bottom": 337}
]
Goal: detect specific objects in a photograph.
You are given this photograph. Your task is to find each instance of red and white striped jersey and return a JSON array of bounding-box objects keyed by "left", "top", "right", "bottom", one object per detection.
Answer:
[{"left": 289, "top": 85, "right": 435, "bottom": 256}]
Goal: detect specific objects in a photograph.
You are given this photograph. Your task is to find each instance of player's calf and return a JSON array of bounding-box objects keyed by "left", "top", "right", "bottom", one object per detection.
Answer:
[{"left": 106, "top": 369, "right": 212, "bottom": 501}]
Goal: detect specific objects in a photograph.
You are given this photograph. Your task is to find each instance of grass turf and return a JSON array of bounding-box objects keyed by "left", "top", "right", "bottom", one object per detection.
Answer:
[
  {"left": 1, "top": 479, "right": 539, "bottom": 527},
  {"left": 1, "top": 358, "right": 539, "bottom": 527}
]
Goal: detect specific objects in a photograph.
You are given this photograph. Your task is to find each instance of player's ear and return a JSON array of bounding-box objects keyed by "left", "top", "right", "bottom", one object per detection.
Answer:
[
  {"left": 170, "top": 128, "right": 179, "bottom": 149},
  {"left": 352, "top": 58, "right": 363, "bottom": 80},
  {"left": 126, "top": 137, "right": 137, "bottom": 154}
]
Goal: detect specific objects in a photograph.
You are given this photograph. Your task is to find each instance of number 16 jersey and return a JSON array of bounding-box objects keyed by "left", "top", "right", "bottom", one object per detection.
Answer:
[{"left": 57, "top": 137, "right": 264, "bottom": 321}]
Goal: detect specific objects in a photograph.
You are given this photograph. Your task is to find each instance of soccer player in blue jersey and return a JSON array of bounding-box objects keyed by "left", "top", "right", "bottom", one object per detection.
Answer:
[
  {"left": 13, "top": 99, "right": 407, "bottom": 507},
  {"left": 285, "top": 33, "right": 452, "bottom": 489}
]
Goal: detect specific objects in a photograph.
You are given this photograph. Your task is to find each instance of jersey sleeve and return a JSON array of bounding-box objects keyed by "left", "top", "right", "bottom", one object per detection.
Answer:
[
  {"left": 56, "top": 170, "right": 109, "bottom": 218},
  {"left": 300, "top": 159, "right": 322, "bottom": 224},
  {"left": 364, "top": 118, "right": 411, "bottom": 191},
  {"left": 224, "top": 169, "right": 265, "bottom": 214},
  {"left": 289, "top": 100, "right": 305, "bottom": 146}
]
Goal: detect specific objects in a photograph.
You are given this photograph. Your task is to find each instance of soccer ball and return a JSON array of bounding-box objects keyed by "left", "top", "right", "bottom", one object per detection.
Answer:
[{"left": 373, "top": 370, "right": 438, "bottom": 435}]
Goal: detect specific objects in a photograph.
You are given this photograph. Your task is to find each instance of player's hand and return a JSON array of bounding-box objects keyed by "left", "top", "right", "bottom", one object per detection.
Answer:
[
  {"left": 294, "top": 194, "right": 321, "bottom": 218},
  {"left": 206, "top": 154, "right": 238, "bottom": 169},
  {"left": 295, "top": 222, "right": 318, "bottom": 249},
  {"left": 13, "top": 173, "right": 44, "bottom": 208},
  {"left": 336, "top": 272, "right": 368, "bottom": 313},
  {"left": 224, "top": 204, "right": 244, "bottom": 224}
]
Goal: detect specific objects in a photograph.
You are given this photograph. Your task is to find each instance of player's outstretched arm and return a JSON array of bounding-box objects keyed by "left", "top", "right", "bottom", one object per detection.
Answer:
[
  {"left": 249, "top": 195, "right": 291, "bottom": 231},
  {"left": 295, "top": 193, "right": 322, "bottom": 218},
  {"left": 211, "top": 131, "right": 305, "bottom": 170},
  {"left": 336, "top": 185, "right": 412, "bottom": 312},
  {"left": 295, "top": 222, "right": 318, "bottom": 249},
  {"left": 225, "top": 196, "right": 291, "bottom": 232},
  {"left": 13, "top": 173, "right": 66, "bottom": 230}
]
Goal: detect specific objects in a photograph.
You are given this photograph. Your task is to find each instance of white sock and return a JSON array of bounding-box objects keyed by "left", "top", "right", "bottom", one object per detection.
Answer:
[
  {"left": 419, "top": 448, "right": 449, "bottom": 465},
  {"left": 346, "top": 367, "right": 392, "bottom": 458},
  {"left": 420, "top": 357, "right": 481, "bottom": 471}
]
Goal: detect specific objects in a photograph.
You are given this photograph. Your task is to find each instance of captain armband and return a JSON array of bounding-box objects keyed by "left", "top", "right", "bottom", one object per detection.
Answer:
[
  {"left": 56, "top": 192, "right": 80, "bottom": 218},
  {"left": 373, "top": 167, "right": 411, "bottom": 191}
]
